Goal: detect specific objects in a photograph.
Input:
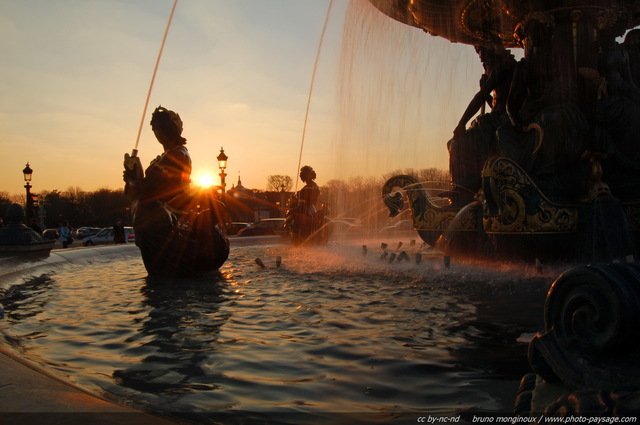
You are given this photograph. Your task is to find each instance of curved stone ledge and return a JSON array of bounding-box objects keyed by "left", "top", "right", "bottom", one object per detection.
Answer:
[{"left": 0, "top": 244, "right": 141, "bottom": 289}]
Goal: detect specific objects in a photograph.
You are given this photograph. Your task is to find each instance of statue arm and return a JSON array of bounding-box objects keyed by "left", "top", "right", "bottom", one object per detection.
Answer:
[
  {"left": 123, "top": 150, "right": 189, "bottom": 202},
  {"left": 123, "top": 153, "right": 144, "bottom": 199},
  {"left": 454, "top": 91, "right": 488, "bottom": 137},
  {"left": 453, "top": 70, "right": 502, "bottom": 137}
]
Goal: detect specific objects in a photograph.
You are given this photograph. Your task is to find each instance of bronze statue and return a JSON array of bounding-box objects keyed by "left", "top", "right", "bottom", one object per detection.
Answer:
[
  {"left": 624, "top": 29, "right": 640, "bottom": 88},
  {"left": 447, "top": 45, "right": 517, "bottom": 203},
  {"left": 514, "top": 261, "right": 640, "bottom": 416},
  {"left": 372, "top": 1, "right": 640, "bottom": 419},
  {"left": 123, "top": 106, "right": 229, "bottom": 276},
  {"left": 374, "top": 0, "right": 640, "bottom": 418},
  {"left": 377, "top": 2, "right": 639, "bottom": 261},
  {"left": 285, "top": 166, "right": 332, "bottom": 245}
]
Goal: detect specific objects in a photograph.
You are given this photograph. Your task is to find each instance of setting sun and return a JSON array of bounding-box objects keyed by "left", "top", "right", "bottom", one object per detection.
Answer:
[{"left": 196, "top": 174, "right": 216, "bottom": 188}]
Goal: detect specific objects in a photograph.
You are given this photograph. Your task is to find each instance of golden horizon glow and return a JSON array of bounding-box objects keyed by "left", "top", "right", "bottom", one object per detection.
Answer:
[{"left": 0, "top": 1, "right": 474, "bottom": 196}]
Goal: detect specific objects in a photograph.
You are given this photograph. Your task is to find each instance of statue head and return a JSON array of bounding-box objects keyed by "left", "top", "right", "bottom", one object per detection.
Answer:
[
  {"left": 150, "top": 106, "right": 187, "bottom": 146},
  {"left": 300, "top": 165, "right": 316, "bottom": 183},
  {"left": 474, "top": 44, "right": 510, "bottom": 68}
]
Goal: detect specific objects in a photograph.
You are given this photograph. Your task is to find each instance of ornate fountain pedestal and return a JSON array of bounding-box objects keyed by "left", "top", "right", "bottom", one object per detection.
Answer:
[
  {"left": 373, "top": 0, "right": 640, "bottom": 416},
  {"left": 376, "top": 0, "right": 640, "bottom": 262}
]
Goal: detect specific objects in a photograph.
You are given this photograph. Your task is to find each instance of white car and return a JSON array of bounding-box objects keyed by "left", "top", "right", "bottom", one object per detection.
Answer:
[
  {"left": 380, "top": 219, "right": 414, "bottom": 233},
  {"left": 82, "top": 227, "right": 135, "bottom": 246},
  {"left": 237, "top": 218, "right": 287, "bottom": 237}
]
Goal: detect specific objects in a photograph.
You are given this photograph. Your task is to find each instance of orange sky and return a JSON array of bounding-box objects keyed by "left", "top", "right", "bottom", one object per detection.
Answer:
[{"left": 1, "top": 0, "right": 486, "bottom": 196}]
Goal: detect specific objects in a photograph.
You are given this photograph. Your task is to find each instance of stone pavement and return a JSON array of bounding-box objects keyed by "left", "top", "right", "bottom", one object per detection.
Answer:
[{"left": 0, "top": 346, "right": 184, "bottom": 425}]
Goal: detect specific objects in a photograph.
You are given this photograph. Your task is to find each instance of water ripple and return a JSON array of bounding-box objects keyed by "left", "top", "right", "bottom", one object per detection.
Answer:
[{"left": 0, "top": 243, "right": 551, "bottom": 421}]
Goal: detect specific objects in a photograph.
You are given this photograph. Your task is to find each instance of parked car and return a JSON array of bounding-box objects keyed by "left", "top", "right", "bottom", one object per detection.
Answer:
[
  {"left": 225, "top": 222, "right": 251, "bottom": 236},
  {"left": 42, "top": 229, "right": 59, "bottom": 240},
  {"left": 82, "top": 227, "right": 135, "bottom": 246},
  {"left": 236, "top": 218, "right": 287, "bottom": 237},
  {"left": 336, "top": 217, "right": 363, "bottom": 227},
  {"left": 73, "top": 227, "right": 102, "bottom": 240},
  {"left": 380, "top": 219, "right": 414, "bottom": 233},
  {"left": 329, "top": 219, "right": 363, "bottom": 234}
]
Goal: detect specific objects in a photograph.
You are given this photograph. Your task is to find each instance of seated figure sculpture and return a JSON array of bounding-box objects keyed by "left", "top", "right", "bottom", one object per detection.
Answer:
[
  {"left": 593, "top": 22, "right": 640, "bottom": 200},
  {"left": 123, "top": 106, "right": 229, "bottom": 276},
  {"left": 497, "top": 18, "right": 589, "bottom": 201},
  {"left": 623, "top": 29, "right": 640, "bottom": 88},
  {"left": 285, "top": 165, "right": 331, "bottom": 245},
  {"left": 447, "top": 45, "right": 516, "bottom": 205}
]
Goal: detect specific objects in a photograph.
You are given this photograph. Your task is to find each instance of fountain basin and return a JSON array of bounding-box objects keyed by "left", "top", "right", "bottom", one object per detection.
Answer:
[
  {"left": 0, "top": 239, "right": 554, "bottom": 423},
  {"left": 0, "top": 204, "right": 55, "bottom": 255},
  {"left": 0, "top": 244, "right": 178, "bottom": 425}
]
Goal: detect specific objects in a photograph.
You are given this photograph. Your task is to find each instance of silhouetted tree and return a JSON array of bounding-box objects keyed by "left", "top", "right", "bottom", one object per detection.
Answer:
[
  {"left": 266, "top": 175, "right": 293, "bottom": 192},
  {"left": 85, "top": 188, "right": 128, "bottom": 227},
  {"left": 41, "top": 190, "right": 66, "bottom": 228}
]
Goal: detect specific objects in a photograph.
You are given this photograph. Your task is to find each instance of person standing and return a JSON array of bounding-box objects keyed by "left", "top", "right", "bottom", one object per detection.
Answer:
[
  {"left": 59, "top": 221, "right": 72, "bottom": 248},
  {"left": 113, "top": 219, "right": 126, "bottom": 244},
  {"left": 29, "top": 219, "right": 42, "bottom": 234}
]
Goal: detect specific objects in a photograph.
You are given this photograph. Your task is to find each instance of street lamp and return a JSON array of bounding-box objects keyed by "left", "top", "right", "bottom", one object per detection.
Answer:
[
  {"left": 217, "top": 147, "right": 228, "bottom": 197},
  {"left": 23, "top": 163, "right": 33, "bottom": 184},
  {"left": 22, "top": 163, "right": 33, "bottom": 222}
]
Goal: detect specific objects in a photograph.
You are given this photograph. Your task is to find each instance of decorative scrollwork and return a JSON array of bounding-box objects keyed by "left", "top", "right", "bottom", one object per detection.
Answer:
[
  {"left": 482, "top": 158, "right": 579, "bottom": 233},
  {"left": 622, "top": 203, "right": 640, "bottom": 231},
  {"left": 381, "top": 175, "right": 460, "bottom": 233},
  {"left": 529, "top": 262, "right": 640, "bottom": 390}
]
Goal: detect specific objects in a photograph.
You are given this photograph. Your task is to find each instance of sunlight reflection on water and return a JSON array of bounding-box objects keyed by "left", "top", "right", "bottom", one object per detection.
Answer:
[{"left": 0, "top": 241, "right": 553, "bottom": 423}]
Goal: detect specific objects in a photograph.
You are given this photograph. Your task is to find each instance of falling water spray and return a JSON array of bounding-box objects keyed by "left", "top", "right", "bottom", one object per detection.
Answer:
[
  {"left": 130, "top": 0, "right": 179, "bottom": 160},
  {"left": 293, "top": 0, "right": 334, "bottom": 191}
]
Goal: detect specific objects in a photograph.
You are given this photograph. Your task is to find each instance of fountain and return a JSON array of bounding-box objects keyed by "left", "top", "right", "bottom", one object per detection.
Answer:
[
  {"left": 0, "top": 204, "right": 54, "bottom": 255},
  {"left": 2, "top": 1, "right": 640, "bottom": 422},
  {"left": 374, "top": 0, "right": 640, "bottom": 263},
  {"left": 371, "top": 0, "right": 640, "bottom": 417}
]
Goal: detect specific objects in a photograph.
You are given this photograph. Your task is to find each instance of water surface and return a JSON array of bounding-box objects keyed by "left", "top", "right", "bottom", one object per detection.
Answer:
[{"left": 0, "top": 241, "right": 552, "bottom": 424}]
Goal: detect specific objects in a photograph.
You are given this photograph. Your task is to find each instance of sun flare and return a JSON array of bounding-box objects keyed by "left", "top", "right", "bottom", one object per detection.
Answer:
[{"left": 196, "top": 174, "right": 215, "bottom": 188}]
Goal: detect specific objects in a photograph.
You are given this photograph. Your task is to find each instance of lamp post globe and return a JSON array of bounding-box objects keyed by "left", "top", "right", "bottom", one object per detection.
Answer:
[
  {"left": 217, "top": 147, "right": 228, "bottom": 196},
  {"left": 23, "top": 163, "right": 33, "bottom": 184},
  {"left": 22, "top": 163, "right": 33, "bottom": 223}
]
